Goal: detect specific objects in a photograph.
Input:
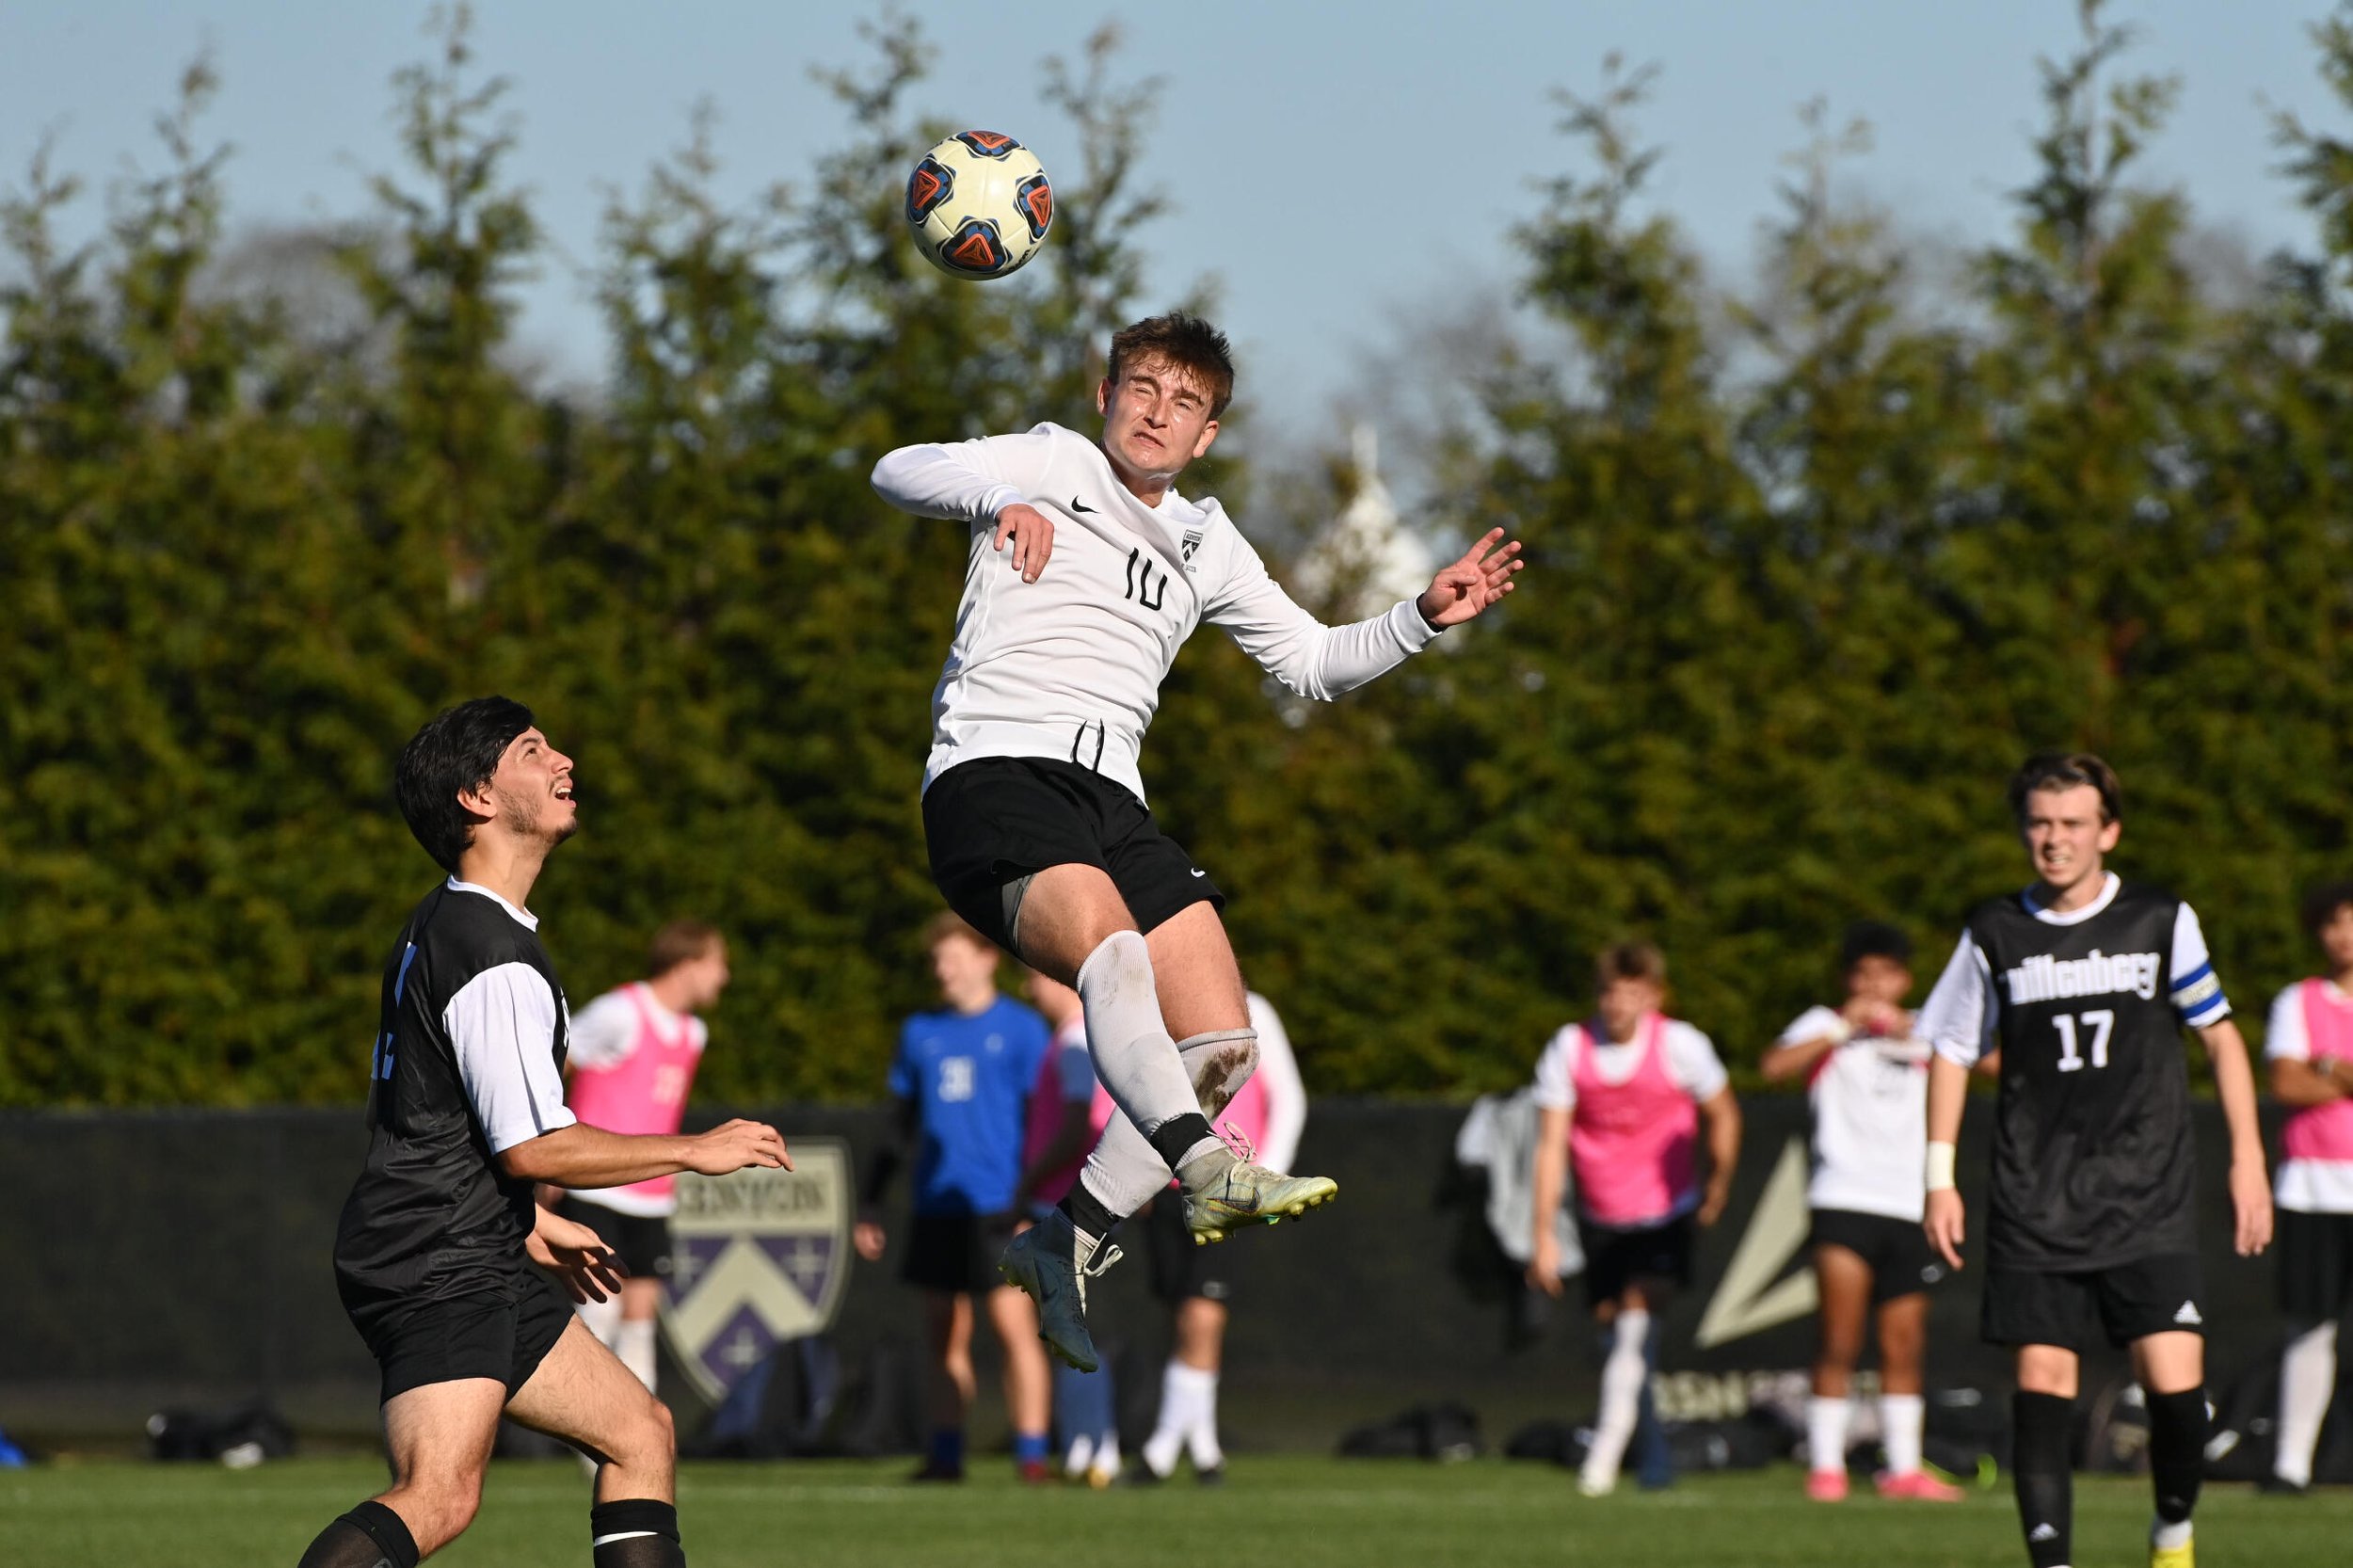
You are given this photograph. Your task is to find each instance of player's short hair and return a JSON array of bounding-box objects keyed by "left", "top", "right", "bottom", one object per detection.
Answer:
[
  {"left": 2008, "top": 750, "right": 2122, "bottom": 824},
  {"left": 648, "top": 920, "right": 723, "bottom": 977},
  {"left": 1107, "top": 312, "right": 1236, "bottom": 417},
  {"left": 921, "top": 910, "right": 993, "bottom": 954},
  {"left": 2301, "top": 879, "right": 2353, "bottom": 937},
  {"left": 393, "top": 696, "right": 536, "bottom": 875},
  {"left": 1594, "top": 940, "right": 1667, "bottom": 990},
  {"left": 1840, "top": 920, "right": 1913, "bottom": 971}
]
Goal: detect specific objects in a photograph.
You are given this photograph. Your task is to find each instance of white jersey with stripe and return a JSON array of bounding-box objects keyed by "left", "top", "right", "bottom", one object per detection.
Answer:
[
  {"left": 871, "top": 423, "right": 1440, "bottom": 805},
  {"left": 1780, "top": 1005, "right": 1931, "bottom": 1223}
]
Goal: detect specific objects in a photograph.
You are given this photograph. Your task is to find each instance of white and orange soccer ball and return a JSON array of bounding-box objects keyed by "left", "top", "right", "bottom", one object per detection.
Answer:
[{"left": 904, "top": 130, "right": 1054, "bottom": 280}]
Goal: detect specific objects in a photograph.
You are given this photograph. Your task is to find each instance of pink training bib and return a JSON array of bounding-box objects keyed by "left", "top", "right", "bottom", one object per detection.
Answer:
[
  {"left": 2285, "top": 979, "right": 2353, "bottom": 1165},
  {"left": 567, "top": 984, "right": 703, "bottom": 1206},
  {"left": 1022, "top": 1023, "right": 1117, "bottom": 1208},
  {"left": 1567, "top": 1013, "right": 1699, "bottom": 1228}
]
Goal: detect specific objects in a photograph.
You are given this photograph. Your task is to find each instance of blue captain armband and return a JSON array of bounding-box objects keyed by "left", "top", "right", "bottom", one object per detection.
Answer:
[{"left": 2169, "top": 961, "right": 2230, "bottom": 1027}]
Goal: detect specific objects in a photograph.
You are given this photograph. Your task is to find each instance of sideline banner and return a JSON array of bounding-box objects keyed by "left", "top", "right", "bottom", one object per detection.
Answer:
[{"left": 661, "top": 1139, "right": 853, "bottom": 1404}]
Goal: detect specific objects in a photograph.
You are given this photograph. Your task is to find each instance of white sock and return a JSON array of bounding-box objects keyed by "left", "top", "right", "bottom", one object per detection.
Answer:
[
  {"left": 1581, "top": 1309, "right": 1649, "bottom": 1490},
  {"left": 2151, "top": 1518, "right": 2192, "bottom": 1550},
  {"left": 1076, "top": 933, "right": 1219, "bottom": 1169},
  {"left": 1092, "top": 1433, "right": 1120, "bottom": 1475},
  {"left": 578, "top": 1290, "right": 622, "bottom": 1348},
  {"left": 1064, "top": 1432, "right": 1095, "bottom": 1477},
  {"left": 1808, "top": 1395, "right": 1851, "bottom": 1474},
  {"left": 1072, "top": 1028, "right": 1260, "bottom": 1224},
  {"left": 2276, "top": 1320, "right": 2338, "bottom": 1487},
  {"left": 615, "top": 1318, "right": 658, "bottom": 1393},
  {"left": 1187, "top": 1368, "right": 1224, "bottom": 1469},
  {"left": 1143, "top": 1359, "right": 1202, "bottom": 1477},
  {"left": 1881, "top": 1393, "right": 1924, "bottom": 1476}
]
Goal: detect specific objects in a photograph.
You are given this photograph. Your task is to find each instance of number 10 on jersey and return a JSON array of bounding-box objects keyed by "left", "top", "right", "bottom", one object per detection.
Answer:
[{"left": 2053, "top": 1009, "right": 2113, "bottom": 1072}]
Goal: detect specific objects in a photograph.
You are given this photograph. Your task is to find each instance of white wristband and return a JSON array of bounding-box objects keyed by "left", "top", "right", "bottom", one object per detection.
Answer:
[{"left": 1925, "top": 1141, "right": 1958, "bottom": 1192}]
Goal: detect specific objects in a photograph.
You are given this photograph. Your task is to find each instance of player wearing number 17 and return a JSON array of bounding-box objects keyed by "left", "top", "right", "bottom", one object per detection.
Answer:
[{"left": 1915, "top": 752, "right": 2271, "bottom": 1568}]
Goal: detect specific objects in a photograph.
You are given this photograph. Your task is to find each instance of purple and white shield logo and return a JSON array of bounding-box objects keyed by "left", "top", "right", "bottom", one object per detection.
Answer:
[{"left": 660, "top": 1140, "right": 850, "bottom": 1403}]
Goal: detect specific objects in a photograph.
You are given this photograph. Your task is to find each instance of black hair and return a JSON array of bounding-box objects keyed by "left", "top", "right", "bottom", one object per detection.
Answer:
[
  {"left": 394, "top": 696, "right": 536, "bottom": 874},
  {"left": 2007, "top": 750, "right": 2122, "bottom": 824},
  {"left": 1840, "top": 920, "right": 1913, "bottom": 972},
  {"left": 2302, "top": 879, "right": 2353, "bottom": 939}
]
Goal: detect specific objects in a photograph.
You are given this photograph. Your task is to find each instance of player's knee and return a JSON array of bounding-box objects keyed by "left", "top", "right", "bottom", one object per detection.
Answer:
[{"left": 397, "top": 1473, "right": 483, "bottom": 1546}]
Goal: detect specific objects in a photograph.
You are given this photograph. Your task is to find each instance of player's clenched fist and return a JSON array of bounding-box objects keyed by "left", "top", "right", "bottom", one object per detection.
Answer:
[
  {"left": 993, "top": 503, "right": 1054, "bottom": 584},
  {"left": 688, "top": 1118, "right": 792, "bottom": 1175}
]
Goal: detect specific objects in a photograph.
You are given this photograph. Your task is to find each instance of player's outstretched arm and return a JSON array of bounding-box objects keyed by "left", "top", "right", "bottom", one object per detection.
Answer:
[
  {"left": 2198, "top": 1017, "right": 2274, "bottom": 1256},
  {"left": 498, "top": 1118, "right": 791, "bottom": 1188},
  {"left": 1415, "top": 528, "right": 1524, "bottom": 629},
  {"left": 1922, "top": 1053, "right": 1969, "bottom": 1270},
  {"left": 526, "top": 1206, "right": 627, "bottom": 1304},
  {"left": 870, "top": 436, "right": 1056, "bottom": 581},
  {"left": 1527, "top": 1107, "right": 1571, "bottom": 1297}
]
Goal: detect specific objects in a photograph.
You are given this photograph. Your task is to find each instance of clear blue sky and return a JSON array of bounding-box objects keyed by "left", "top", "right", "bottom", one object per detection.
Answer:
[{"left": 1, "top": 2, "right": 2338, "bottom": 447}]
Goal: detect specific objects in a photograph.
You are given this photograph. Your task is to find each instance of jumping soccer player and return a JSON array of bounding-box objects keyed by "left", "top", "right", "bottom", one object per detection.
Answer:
[
  {"left": 1918, "top": 752, "right": 2270, "bottom": 1568},
  {"left": 554, "top": 921, "right": 731, "bottom": 1397},
  {"left": 1527, "top": 941, "right": 1741, "bottom": 1496},
  {"left": 2262, "top": 879, "right": 2353, "bottom": 1495},
  {"left": 870, "top": 312, "right": 1522, "bottom": 1372},
  {"left": 299, "top": 698, "right": 789, "bottom": 1568},
  {"left": 1761, "top": 921, "right": 1968, "bottom": 1503}
]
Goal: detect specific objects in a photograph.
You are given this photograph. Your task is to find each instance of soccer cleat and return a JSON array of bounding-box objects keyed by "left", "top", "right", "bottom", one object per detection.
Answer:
[
  {"left": 1194, "top": 1464, "right": 1226, "bottom": 1487},
  {"left": 1176, "top": 1141, "right": 1337, "bottom": 1244},
  {"left": 2150, "top": 1539, "right": 2194, "bottom": 1568},
  {"left": 1875, "top": 1469, "right": 1963, "bottom": 1502},
  {"left": 1016, "top": 1458, "right": 1055, "bottom": 1486},
  {"left": 907, "top": 1460, "right": 965, "bottom": 1483},
  {"left": 1806, "top": 1468, "right": 1849, "bottom": 1501},
  {"left": 2258, "top": 1473, "right": 2310, "bottom": 1496},
  {"left": 1576, "top": 1472, "right": 1615, "bottom": 1498},
  {"left": 997, "top": 1210, "right": 1123, "bottom": 1373}
]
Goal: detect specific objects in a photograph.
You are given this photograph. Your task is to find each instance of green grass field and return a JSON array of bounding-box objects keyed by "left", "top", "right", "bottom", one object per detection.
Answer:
[{"left": 7, "top": 1457, "right": 2351, "bottom": 1568}]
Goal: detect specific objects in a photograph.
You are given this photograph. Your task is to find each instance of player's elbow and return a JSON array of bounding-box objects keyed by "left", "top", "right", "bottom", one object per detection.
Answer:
[{"left": 497, "top": 1135, "right": 555, "bottom": 1183}]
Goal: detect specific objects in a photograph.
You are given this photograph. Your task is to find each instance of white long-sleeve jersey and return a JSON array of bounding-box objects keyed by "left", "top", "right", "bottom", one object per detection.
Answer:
[{"left": 871, "top": 422, "right": 1441, "bottom": 804}]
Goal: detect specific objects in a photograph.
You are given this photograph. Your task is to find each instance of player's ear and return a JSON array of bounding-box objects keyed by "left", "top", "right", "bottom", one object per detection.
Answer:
[
  {"left": 1192, "top": 418, "right": 1220, "bottom": 460},
  {"left": 2098, "top": 817, "right": 2121, "bottom": 853},
  {"left": 1096, "top": 377, "right": 1112, "bottom": 417}
]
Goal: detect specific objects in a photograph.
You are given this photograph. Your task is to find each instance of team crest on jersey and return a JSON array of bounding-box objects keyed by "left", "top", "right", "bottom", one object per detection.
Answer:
[
  {"left": 661, "top": 1140, "right": 851, "bottom": 1402},
  {"left": 1181, "top": 527, "right": 1204, "bottom": 568}
]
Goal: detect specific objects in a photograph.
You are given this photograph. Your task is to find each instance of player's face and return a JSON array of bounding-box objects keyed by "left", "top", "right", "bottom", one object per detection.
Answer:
[
  {"left": 481, "top": 728, "right": 578, "bottom": 847},
  {"left": 1846, "top": 954, "right": 1912, "bottom": 1009},
  {"left": 1596, "top": 976, "right": 1662, "bottom": 1042},
  {"left": 682, "top": 941, "right": 730, "bottom": 1011},
  {"left": 930, "top": 933, "right": 999, "bottom": 1011},
  {"left": 2018, "top": 784, "right": 2119, "bottom": 895},
  {"left": 1096, "top": 358, "right": 1220, "bottom": 492},
  {"left": 2319, "top": 904, "right": 2353, "bottom": 973}
]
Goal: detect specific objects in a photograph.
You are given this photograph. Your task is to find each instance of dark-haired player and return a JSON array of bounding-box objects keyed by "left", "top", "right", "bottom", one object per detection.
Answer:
[
  {"left": 870, "top": 312, "right": 1523, "bottom": 1372},
  {"left": 2262, "top": 879, "right": 2353, "bottom": 1494},
  {"left": 1762, "top": 921, "right": 1969, "bottom": 1503},
  {"left": 1917, "top": 752, "right": 2270, "bottom": 1568},
  {"left": 296, "top": 699, "right": 789, "bottom": 1568}
]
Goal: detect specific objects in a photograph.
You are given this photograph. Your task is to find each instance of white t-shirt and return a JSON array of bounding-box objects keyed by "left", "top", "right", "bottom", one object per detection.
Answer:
[
  {"left": 440, "top": 879, "right": 577, "bottom": 1156},
  {"left": 2265, "top": 980, "right": 2353, "bottom": 1213},
  {"left": 567, "top": 985, "right": 711, "bottom": 1072},
  {"left": 1529, "top": 1018, "right": 1729, "bottom": 1112},
  {"left": 1780, "top": 1005, "right": 1932, "bottom": 1222},
  {"left": 871, "top": 423, "right": 1441, "bottom": 804},
  {"left": 1245, "top": 991, "right": 1308, "bottom": 1176}
]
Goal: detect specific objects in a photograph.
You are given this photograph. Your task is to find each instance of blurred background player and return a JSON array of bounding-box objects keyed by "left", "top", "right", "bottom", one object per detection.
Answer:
[
  {"left": 855, "top": 914, "right": 1054, "bottom": 1481},
  {"left": 1015, "top": 968, "right": 1121, "bottom": 1486},
  {"left": 552, "top": 920, "right": 730, "bottom": 1398},
  {"left": 1133, "top": 989, "right": 1309, "bottom": 1485},
  {"left": 1919, "top": 752, "right": 2270, "bottom": 1568},
  {"left": 2263, "top": 878, "right": 2353, "bottom": 1495},
  {"left": 1761, "top": 921, "right": 1966, "bottom": 1503},
  {"left": 1527, "top": 941, "right": 1741, "bottom": 1496}
]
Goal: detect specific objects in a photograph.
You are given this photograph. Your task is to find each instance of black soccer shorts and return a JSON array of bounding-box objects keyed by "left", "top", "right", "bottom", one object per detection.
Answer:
[
  {"left": 1142, "top": 1189, "right": 1241, "bottom": 1304},
  {"left": 1577, "top": 1212, "right": 1696, "bottom": 1307},
  {"left": 921, "top": 756, "right": 1225, "bottom": 950},
  {"left": 343, "top": 1270, "right": 574, "bottom": 1405},
  {"left": 1810, "top": 1208, "right": 1949, "bottom": 1304},
  {"left": 556, "top": 1195, "right": 674, "bottom": 1282},
  {"left": 1981, "top": 1252, "right": 2206, "bottom": 1352},
  {"left": 2277, "top": 1208, "right": 2353, "bottom": 1322},
  {"left": 902, "top": 1209, "right": 1023, "bottom": 1296}
]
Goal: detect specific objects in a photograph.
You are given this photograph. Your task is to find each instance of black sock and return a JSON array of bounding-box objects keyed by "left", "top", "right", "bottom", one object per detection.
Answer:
[
  {"left": 2146, "top": 1388, "right": 2207, "bottom": 1528},
  {"left": 2012, "top": 1392, "right": 2073, "bottom": 1568},
  {"left": 1058, "top": 1178, "right": 1119, "bottom": 1244},
  {"left": 297, "top": 1500, "right": 419, "bottom": 1568},
  {"left": 592, "top": 1497, "right": 683, "bottom": 1568},
  {"left": 1150, "top": 1112, "right": 1217, "bottom": 1171}
]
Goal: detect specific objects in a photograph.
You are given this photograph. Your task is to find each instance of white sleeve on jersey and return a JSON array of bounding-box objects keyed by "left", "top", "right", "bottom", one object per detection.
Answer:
[
  {"left": 1246, "top": 992, "right": 1308, "bottom": 1173},
  {"left": 564, "top": 989, "right": 638, "bottom": 1073},
  {"left": 1199, "top": 523, "right": 1440, "bottom": 699},
  {"left": 1918, "top": 932, "right": 1999, "bottom": 1067},
  {"left": 1663, "top": 1021, "right": 1731, "bottom": 1100},
  {"left": 1777, "top": 1004, "right": 1845, "bottom": 1048},
  {"left": 2266, "top": 983, "right": 2312, "bottom": 1062},
  {"left": 1531, "top": 1026, "right": 1578, "bottom": 1112},
  {"left": 2169, "top": 903, "right": 2232, "bottom": 1027},
  {"left": 868, "top": 426, "right": 1061, "bottom": 528},
  {"left": 444, "top": 962, "right": 578, "bottom": 1154}
]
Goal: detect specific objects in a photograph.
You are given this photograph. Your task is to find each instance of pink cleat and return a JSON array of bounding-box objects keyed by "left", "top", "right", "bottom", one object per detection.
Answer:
[
  {"left": 1876, "top": 1469, "right": 1964, "bottom": 1502},
  {"left": 1806, "top": 1468, "right": 1849, "bottom": 1501}
]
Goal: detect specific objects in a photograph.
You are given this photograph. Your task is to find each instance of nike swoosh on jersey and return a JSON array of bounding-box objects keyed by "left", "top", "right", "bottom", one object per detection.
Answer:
[
  {"left": 1070, "top": 497, "right": 1096, "bottom": 513},
  {"left": 1190, "top": 869, "right": 1207, "bottom": 878}
]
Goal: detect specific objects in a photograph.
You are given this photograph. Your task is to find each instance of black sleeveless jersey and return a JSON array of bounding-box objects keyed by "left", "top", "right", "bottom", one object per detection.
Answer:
[
  {"left": 332, "top": 883, "right": 569, "bottom": 1305},
  {"left": 1971, "top": 881, "right": 2197, "bottom": 1271}
]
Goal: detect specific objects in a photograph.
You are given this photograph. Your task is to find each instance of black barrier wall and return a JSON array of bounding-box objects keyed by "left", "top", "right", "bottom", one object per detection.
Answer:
[{"left": 0, "top": 1101, "right": 2299, "bottom": 1450}]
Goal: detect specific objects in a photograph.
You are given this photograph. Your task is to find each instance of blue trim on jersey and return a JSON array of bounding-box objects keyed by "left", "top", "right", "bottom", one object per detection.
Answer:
[{"left": 2171, "top": 961, "right": 2229, "bottom": 1026}]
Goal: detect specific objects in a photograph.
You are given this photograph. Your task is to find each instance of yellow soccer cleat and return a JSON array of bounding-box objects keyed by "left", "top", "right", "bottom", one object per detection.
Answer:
[
  {"left": 2150, "top": 1537, "right": 2194, "bottom": 1568},
  {"left": 1176, "top": 1143, "right": 1338, "bottom": 1244}
]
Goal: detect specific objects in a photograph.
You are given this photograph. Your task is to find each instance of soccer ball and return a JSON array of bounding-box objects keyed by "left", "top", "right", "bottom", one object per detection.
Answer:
[{"left": 904, "top": 131, "right": 1054, "bottom": 280}]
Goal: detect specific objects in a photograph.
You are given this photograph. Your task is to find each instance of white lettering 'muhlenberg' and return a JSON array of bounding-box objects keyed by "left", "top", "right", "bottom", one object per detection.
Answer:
[{"left": 871, "top": 423, "right": 1440, "bottom": 804}]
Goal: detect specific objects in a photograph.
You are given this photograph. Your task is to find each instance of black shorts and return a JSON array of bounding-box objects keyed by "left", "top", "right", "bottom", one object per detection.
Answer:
[
  {"left": 1578, "top": 1212, "right": 1695, "bottom": 1306},
  {"left": 921, "top": 757, "right": 1225, "bottom": 950},
  {"left": 342, "top": 1272, "right": 573, "bottom": 1405},
  {"left": 1143, "top": 1190, "right": 1240, "bottom": 1304},
  {"left": 2277, "top": 1208, "right": 2353, "bottom": 1322},
  {"left": 556, "top": 1196, "right": 674, "bottom": 1281},
  {"left": 904, "top": 1209, "right": 1022, "bottom": 1296},
  {"left": 1981, "top": 1253, "right": 2206, "bottom": 1352},
  {"left": 1810, "top": 1208, "right": 1948, "bottom": 1304}
]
